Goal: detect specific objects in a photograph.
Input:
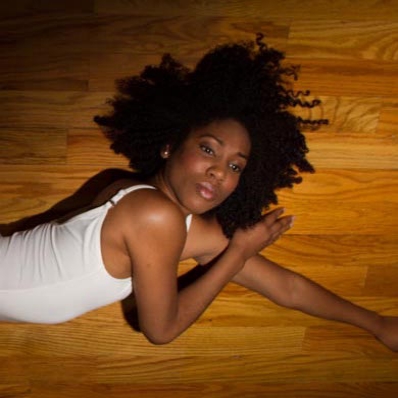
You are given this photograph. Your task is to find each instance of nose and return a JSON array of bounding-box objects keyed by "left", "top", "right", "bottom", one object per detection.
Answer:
[{"left": 208, "top": 163, "right": 226, "bottom": 182}]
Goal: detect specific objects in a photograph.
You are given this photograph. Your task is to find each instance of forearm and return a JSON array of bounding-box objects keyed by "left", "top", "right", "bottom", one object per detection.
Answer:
[
  {"left": 140, "top": 246, "right": 246, "bottom": 344},
  {"left": 150, "top": 208, "right": 294, "bottom": 342},
  {"left": 176, "top": 248, "right": 244, "bottom": 325},
  {"left": 233, "top": 255, "right": 383, "bottom": 336}
]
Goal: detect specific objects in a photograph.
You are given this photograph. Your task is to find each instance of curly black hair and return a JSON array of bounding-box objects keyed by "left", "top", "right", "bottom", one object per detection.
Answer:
[{"left": 94, "top": 34, "right": 328, "bottom": 238}]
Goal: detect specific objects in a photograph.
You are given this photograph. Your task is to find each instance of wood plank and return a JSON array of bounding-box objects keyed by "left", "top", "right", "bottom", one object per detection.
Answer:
[
  {"left": 291, "top": 58, "right": 398, "bottom": 96},
  {"left": 379, "top": 97, "right": 398, "bottom": 136},
  {"left": 305, "top": 133, "right": 397, "bottom": 169},
  {"left": 88, "top": 15, "right": 289, "bottom": 56},
  {"left": 288, "top": 20, "right": 398, "bottom": 61},
  {"left": 4, "top": 354, "right": 398, "bottom": 384},
  {"left": 0, "top": 383, "right": 30, "bottom": 398},
  {"left": 303, "top": 325, "right": 397, "bottom": 357},
  {"left": 0, "top": 91, "right": 82, "bottom": 129},
  {"left": 0, "top": 54, "right": 89, "bottom": 91},
  {"left": 0, "top": 14, "right": 95, "bottom": 57},
  {"left": 284, "top": 169, "right": 398, "bottom": 202},
  {"left": 0, "top": 165, "right": 103, "bottom": 222},
  {"left": 0, "top": 324, "right": 305, "bottom": 357},
  {"left": 365, "top": 266, "right": 398, "bottom": 296},
  {"left": 0, "top": 0, "right": 94, "bottom": 17},
  {"left": 0, "top": 356, "right": 95, "bottom": 384},
  {"left": 91, "top": 355, "right": 398, "bottom": 383},
  {"left": 89, "top": 53, "right": 163, "bottom": 91},
  {"left": 0, "top": 128, "right": 67, "bottom": 165},
  {"left": 263, "top": 235, "right": 398, "bottom": 268},
  {"left": 67, "top": 128, "right": 126, "bottom": 166},
  {"left": 0, "top": 91, "right": 108, "bottom": 129},
  {"left": 277, "top": 169, "right": 398, "bottom": 234},
  {"left": 292, "top": 96, "right": 381, "bottom": 135},
  {"left": 277, "top": 199, "right": 397, "bottom": 234},
  {"left": 18, "top": 382, "right": 398, "bottom": 398},
  {"left": 94, "top": 0, "right": 398, "bottom": 21}
]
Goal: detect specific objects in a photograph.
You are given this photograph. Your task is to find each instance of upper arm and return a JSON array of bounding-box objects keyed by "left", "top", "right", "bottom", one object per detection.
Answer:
[{"left": 120, "top": 191, "right": 187, "bottom": 341}]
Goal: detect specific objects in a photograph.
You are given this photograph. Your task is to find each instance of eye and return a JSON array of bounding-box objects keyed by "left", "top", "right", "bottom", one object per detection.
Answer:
[
  {"left": 229, "top": 163, "right": 243, "bottom": 173},
  {"left": 200, "top": 144, "right": 214, "bottom": 155}
]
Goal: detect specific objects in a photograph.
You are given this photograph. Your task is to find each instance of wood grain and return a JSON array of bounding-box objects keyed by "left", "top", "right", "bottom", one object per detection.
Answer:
[
  {"left": 7, "top": 382, "right": 398, "bottom": 398},
  {"left": 1, "top": 0, "right": 397, "bottom": 397},
  {"left": 94, "top": 0, "right": 398, "bottom": 21},
  {"left": 292, "top": 58, "right": 398, "bottom": 96},
  {"left": 0, "top": 128, "right": 67, "bottom": 164},
  {"left": 0, "top": 53, "right": 89, "bottom": 91},
  {"left": 289, "top": 20, "right": 398, "bottom": 61}
]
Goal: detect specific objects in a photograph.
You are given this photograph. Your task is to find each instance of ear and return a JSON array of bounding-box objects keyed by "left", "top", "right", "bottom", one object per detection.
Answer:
[{"left": 160, "top": 144, "right": 171, "bottom": 159}]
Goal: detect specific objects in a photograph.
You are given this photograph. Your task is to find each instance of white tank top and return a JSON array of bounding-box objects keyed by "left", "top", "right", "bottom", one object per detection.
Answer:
[{"left": 0, "top": 184, "right": 192, "bottom": 324}]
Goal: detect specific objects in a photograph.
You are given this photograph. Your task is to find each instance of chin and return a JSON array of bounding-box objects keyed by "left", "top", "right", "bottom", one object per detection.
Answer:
[
  {"left": 185, "top": 201, "right": 215, "bottom": 215},
  {"left": 197, "top": 202, "right": 222, "bottom": 215}
]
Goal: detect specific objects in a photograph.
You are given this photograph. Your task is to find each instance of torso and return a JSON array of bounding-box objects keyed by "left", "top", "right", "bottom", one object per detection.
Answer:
[{"left": 96, "top": 179, "right": 229, "bottom": 279}]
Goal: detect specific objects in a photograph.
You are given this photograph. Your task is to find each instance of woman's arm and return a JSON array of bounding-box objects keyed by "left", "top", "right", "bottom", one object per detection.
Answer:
[
  {"left": 232, "top": 254, "right": 398, "bottom": 351},
  {"left": 126, "top": 207, "right": 245, "bottom": 344},
  {"left": 123, "top": 196, "right": 292, "bottom": 344}
]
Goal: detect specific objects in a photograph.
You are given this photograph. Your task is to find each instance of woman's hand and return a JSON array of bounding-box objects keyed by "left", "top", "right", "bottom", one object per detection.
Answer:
[{"left": 228, "top": 208, "right": 294, "bottom": 261}]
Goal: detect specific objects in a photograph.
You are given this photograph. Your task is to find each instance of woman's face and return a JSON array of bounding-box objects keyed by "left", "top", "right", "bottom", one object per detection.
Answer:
[{"left": 157, "top": 118, "right": 251, "bottom": 215}]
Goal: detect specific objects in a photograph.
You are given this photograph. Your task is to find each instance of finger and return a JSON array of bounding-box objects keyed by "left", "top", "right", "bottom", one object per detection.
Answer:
[
  {"left": 270, "top": 215, "right": 295, "bottom": 238},
  {"left": 263, "top": 207, "right": 285, "bottom": 224},
  {"left": 279, "top": 215, "right": 295, "bottom": 229},
  {"left": 268, "top": 214, "right": 294, "bottom": 231}
]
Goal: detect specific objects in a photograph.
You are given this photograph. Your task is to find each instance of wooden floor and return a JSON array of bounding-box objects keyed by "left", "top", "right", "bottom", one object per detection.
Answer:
[{"left": 1, "top": 0, "right": 398, "bottom": 397}]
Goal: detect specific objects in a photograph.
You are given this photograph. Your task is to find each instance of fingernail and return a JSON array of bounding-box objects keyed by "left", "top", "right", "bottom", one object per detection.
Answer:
[{"left": 290, "top": 216, "right": 296, "bottom": 227}]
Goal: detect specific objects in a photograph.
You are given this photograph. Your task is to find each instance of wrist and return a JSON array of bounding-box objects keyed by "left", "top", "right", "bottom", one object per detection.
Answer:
[{"left": 224, "top": 243, "right": 249, "bottom": 268}]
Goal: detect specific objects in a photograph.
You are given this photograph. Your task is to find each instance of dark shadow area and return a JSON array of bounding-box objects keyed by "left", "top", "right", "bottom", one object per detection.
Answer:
[{"left": 0, "top": 168, "right": 135, "bottom": 236}]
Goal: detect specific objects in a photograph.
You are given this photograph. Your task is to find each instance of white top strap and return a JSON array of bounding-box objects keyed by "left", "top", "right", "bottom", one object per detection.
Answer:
[
  {"left": 108, "top": 184, "right": 156, "bottom": 206},
  {"left": 185, "top": 214, "right": 193, "bottom": 231}
]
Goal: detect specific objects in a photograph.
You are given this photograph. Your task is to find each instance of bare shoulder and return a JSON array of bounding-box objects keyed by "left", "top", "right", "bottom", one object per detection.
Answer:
[
  {"left": 95, "top": 178, "right": 185, "bottom": 229},
  {"left": 113, "top": 187, "right": 186, "bottom": 233},
  {"left": 183, "top": 214, "right": 229, "bottom": 264},
  {"left": 101, "top": 184, "right": 187, "bottom": 278}
]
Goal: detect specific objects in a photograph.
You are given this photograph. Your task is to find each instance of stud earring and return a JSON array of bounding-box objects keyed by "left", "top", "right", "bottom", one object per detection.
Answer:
[
  {"left": 161, "top": 145, "right": 171, "bottom": 159},
  {"left": 161, "top": 150, "right": 170, "bottom": 159}
]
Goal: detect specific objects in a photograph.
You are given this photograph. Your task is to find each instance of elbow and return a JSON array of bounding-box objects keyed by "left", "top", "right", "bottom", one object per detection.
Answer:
[
  {"left": 144, "top": 333, "right": 174, "bottom": 345},
  {"left": 144, "top": 332, "right": 176, "bottom": 345},
  {"left": 141, "top": 327, "right": 179, "bottom": 345}
]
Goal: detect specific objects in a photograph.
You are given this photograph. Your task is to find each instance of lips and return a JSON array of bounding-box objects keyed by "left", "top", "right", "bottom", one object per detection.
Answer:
[{"left": 196, "top": 181, "right": 217, "bottom": 201}]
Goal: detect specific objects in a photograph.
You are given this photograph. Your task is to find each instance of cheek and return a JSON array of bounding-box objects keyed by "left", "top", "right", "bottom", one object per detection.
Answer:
[
  {"left": 179, "top": 150, "right": 205, "bottom": 172},
  {"left": 219, "top": 173, "right": 241, "bottom": 200},
  {"left": 225, "top": 177, "right": 240, "bottom": 194}
]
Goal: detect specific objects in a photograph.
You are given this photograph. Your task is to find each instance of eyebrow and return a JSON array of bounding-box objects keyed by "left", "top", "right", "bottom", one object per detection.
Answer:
[{"left": 200, "top": 134, "right": 249, "bottom": 160}]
